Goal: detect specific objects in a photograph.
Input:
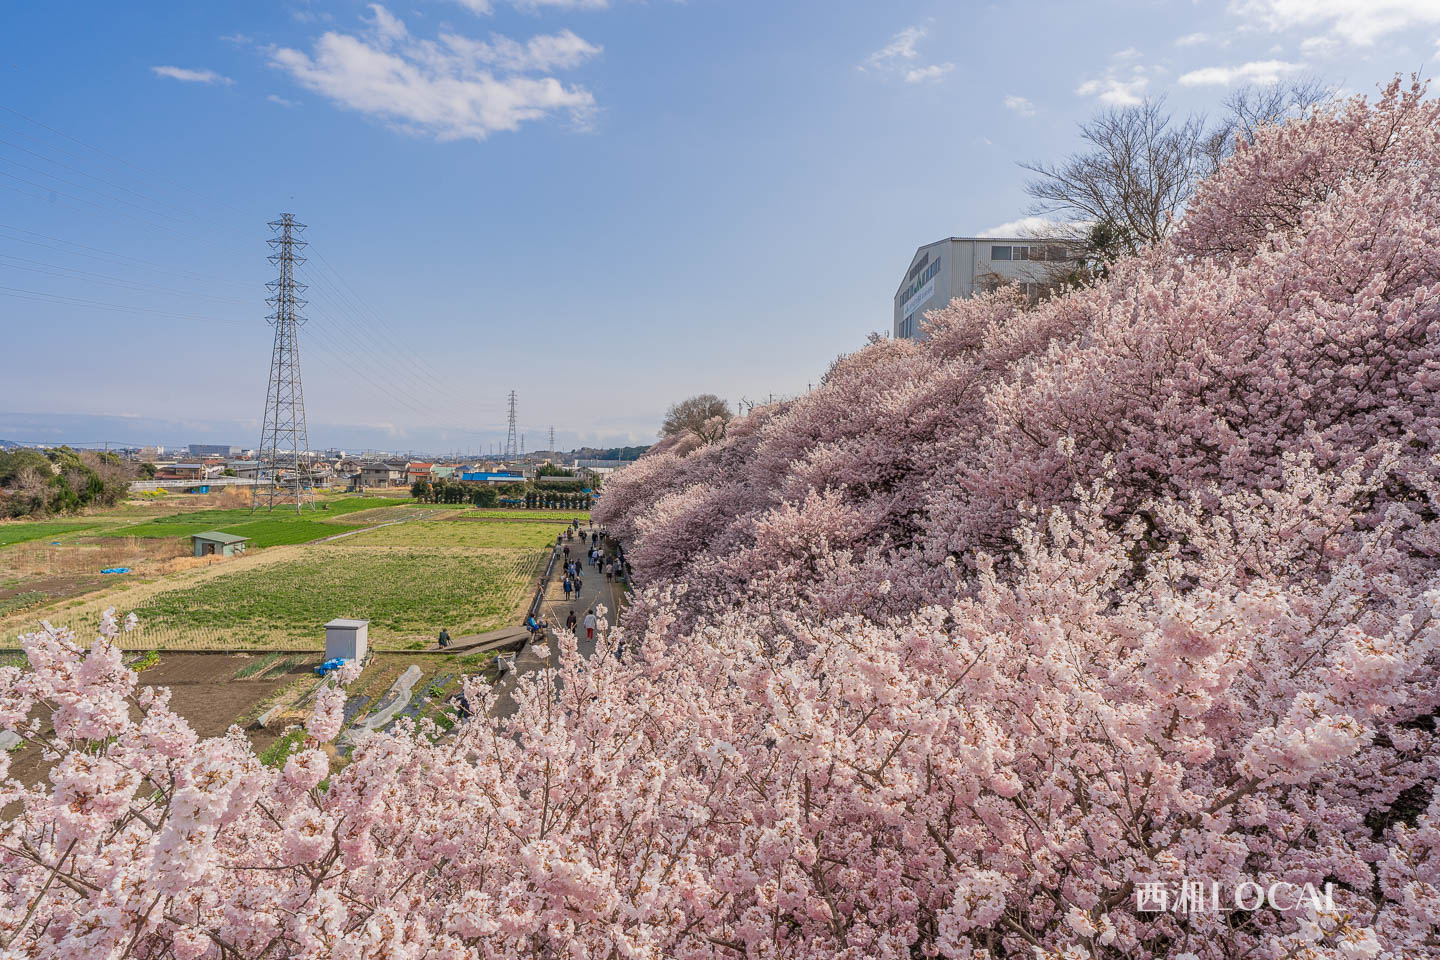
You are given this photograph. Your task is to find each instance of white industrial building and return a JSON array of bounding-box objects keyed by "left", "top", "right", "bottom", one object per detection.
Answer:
[{"left": 894, "top": 237, "right": 1078, "bottom": 341}]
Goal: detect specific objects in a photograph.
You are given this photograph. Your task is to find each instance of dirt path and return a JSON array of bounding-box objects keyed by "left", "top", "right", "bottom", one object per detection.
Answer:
[{"left": 311, "top": 518, "right": 412, "bottom": 543}]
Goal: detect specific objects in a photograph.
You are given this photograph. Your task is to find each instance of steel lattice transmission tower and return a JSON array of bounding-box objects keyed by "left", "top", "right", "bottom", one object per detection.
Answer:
[
  {"left": 504, "top": 391, "right": 519, "bottom": 460},
  {"left": 253, "top": 213, "right": 316, "bottom": 514},
  {"left": 548, "top": 425, "right": 554, "bottom": 453}
]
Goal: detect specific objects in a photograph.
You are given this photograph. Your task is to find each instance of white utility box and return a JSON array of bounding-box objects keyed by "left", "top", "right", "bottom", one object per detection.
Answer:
[{"left": 324, "top": 618, "right": 369, "bottom": 661}]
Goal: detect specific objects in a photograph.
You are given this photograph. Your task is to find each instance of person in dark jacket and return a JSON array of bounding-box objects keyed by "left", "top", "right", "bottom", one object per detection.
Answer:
[{"left": 437, "top": 627, "right": 451, "bottom": 649}]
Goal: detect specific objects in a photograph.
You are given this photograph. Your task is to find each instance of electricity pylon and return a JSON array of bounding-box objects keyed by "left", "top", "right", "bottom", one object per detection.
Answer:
[
  {"left": 504, "top": 391, "right": 518, "bottom": 460},
  {"left": 253, "top": 213, "right": 315, "bottom": 513}
]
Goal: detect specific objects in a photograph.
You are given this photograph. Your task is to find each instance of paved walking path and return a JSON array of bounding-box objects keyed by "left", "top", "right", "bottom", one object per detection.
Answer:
[{"left": 488, "top": 524, "right": 623, "bottom": 718}]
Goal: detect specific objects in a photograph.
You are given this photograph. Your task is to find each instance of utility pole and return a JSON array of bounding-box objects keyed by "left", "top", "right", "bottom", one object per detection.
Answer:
[
  {"left": 253, "top": 213, "right": 315, "bottom": 513},
  {"left": 504, "top": 391, "right": 519, "bottom": 460}
]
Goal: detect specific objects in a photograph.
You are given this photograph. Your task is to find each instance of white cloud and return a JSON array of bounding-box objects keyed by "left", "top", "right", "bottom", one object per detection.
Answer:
[
  {"left": 221, "top": 33, "right": 254, "bottom": 46},
  {"left": 864, "top": 26, "right": 926, "bottom": 71},
  {"left": 514, "top": 0, "right": 609, "bottom": 9},
  {"left": 862, "top": 25, "right": 953, "bottom": 85},
  {"left": 1299, "top": 34, "right": 1339, "bottom": 56},
  {"left": 292, "top": 8, "right": 335, "bottom": 24},
  {"left": 267, "top": 94, "right": 301, "bottom": 107},
  {"left": 269, "top": 4, "right": 597, "bottom": 141},
  {"left": 1076, "top": 49, "right": 1151, "bottom": 106},
  {"left": 368, "top": 3, "right": 408, "bottom": 45},
  {"left": 1178, "top": 59, "right": 1303, "bottom": 86},
  {"left": 151, "top": 65, "right": 235, "bottom": 85},
  {"left": 1175, "top": 32, "right": 1210, "bottom": 46},
  {"left": 905, "top": 63, "right": 954, "bottom": 84},
  {"left": 977, "top": 216, "right": 1088, "bottom": 238},
  {"left": 1229, "top": 0, "right": 1440, "bottom": 46},
  {"left": 451, "top": 0, "right": 608, "bottom": 13},
  {"left": 442, "top": 28, "right": 601, "bottom": 72},
  {"left": 1003, "top": 94, "right": 1035, "bottom": 116}
]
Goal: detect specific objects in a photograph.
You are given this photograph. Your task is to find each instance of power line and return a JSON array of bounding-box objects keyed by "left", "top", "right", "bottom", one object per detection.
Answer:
[
  {"left": 0, "top": 284, "right": 247, "bottom": 324},
  {"left": 0, "top": 104, "right": 252, "bottom": 219},
  {"left": 0, "top": 252, "right": 250, "bottom": 304},
  {"left": 0, "top": 222, "right": 252, "bottom": 286}
]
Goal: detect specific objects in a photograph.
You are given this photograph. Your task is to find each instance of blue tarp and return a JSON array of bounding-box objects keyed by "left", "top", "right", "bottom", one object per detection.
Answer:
[{"left": 100, "top": 567, "right": 130, "bottom": 574}]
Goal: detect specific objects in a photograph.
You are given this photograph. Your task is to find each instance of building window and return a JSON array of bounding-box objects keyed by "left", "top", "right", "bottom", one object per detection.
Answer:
[
  {"left": 1013, "top": 246, "right": 1030, "bottom": 260},
  {"left": 991, "top": 245, "right": 1012, "bottom": 260}
]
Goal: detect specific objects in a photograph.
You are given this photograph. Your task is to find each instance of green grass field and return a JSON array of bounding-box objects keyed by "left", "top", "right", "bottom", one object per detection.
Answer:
[
  {"left": 125, "top": 547, "right": 543, "bottom": 646},
  {"left": 221, "top": 519, "right": 363, "bottom": 547},
  {"left": 333, "top": 520, "right": 563, "bottom": 549},
  {"left": 0, "top": 521, "right": 101, "bottom": 547},
  {"left": 97, "top": 497, "right": 393, "bottom": 546}
]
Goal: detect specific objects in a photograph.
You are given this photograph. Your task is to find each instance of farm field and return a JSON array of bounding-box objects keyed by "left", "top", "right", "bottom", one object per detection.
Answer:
[
  {"left": 0, "top": 493, "right": 422, "bottom": 627},
  {"left": 334, "top": 519, "right": 563, "bottom": 549},
  {"left": 95, "top": 496, "right": 396, "bottom": 543},
  {"left": 0, "top": 490, "right": 576, "bottom": 652},
  {"left": 0, "top": 521, "right": 101, "bottom": 547},
  {"left": 467, "top": 508, "right": 590, "bottom": 522},
  {"left": 17, "top": 545, "right": 545, "bottom": 650}
]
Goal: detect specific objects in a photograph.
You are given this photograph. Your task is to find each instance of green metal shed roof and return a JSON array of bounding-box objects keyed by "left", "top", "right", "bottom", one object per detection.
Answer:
[{"left": 192, "top": 530, "right": 251, "bottom": 544}]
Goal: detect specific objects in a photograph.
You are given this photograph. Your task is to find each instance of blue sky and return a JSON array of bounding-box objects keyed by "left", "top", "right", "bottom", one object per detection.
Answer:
[{"left": 1, "top": 0, "right": 1437, "bottom": 454}]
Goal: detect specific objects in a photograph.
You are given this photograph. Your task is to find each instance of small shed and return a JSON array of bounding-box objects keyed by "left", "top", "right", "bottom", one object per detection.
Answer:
[
  {"left": 192, "top": 530, "right": 249, "bottom": 558},
  {"left": 325, "top": 618, "right": 369, "bottom": 661}
]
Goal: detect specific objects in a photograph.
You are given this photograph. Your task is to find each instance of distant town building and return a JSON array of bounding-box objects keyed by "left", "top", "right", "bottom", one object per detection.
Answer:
[
  {"left": 228, "top": 461, "right": 263, "bottom": 479},
  {"left": 359, "top": 462, "right": 407, "bottom": 487},
  {"left": 156, "top": 463, "right": 211, "bottom": 481},
  {"left": 405, "top": 462, "right": 435, "bottom": 483},
  {"left": 894, "top": 237, "right": 1079, "bottom": 340},
  {"left": 188, "top": 443, "right": 242, "bottom": 457},
  {"left": 459, "top": 470, "right": 525, "bottom": 484}
]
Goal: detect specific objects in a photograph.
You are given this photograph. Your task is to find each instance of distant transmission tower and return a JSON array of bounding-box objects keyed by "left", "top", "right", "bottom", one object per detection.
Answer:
[
  {"left": 253, "top": 213, "right": 315, "bottom": 513},
  {"left": 548, "top": 425, "right": 554, "bottom": 453},
  {"left": 504, "top": 391, "right": 519, "bottom": 460}
]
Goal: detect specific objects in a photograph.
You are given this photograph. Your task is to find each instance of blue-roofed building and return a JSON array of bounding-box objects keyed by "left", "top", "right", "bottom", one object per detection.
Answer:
[{"left": 460, "top": 470, "right": 526, "bottom": 483}]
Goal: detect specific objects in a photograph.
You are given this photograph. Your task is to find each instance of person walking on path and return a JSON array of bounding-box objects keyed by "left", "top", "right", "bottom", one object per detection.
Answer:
[
  {"left": 563, "top": 577, "right": 572, "bottom": 601},
  {"left": 437, "top": 627, "right": 450, "bottom": 649},
  {"left": 563, "top": 544, "right": 570, "bottom": 562},
  {"left": 566, "top": 610, "right": 578, "bottom": 634},
  {"left": 584, "top": 609, "right": 596, "bottom": 640}
]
